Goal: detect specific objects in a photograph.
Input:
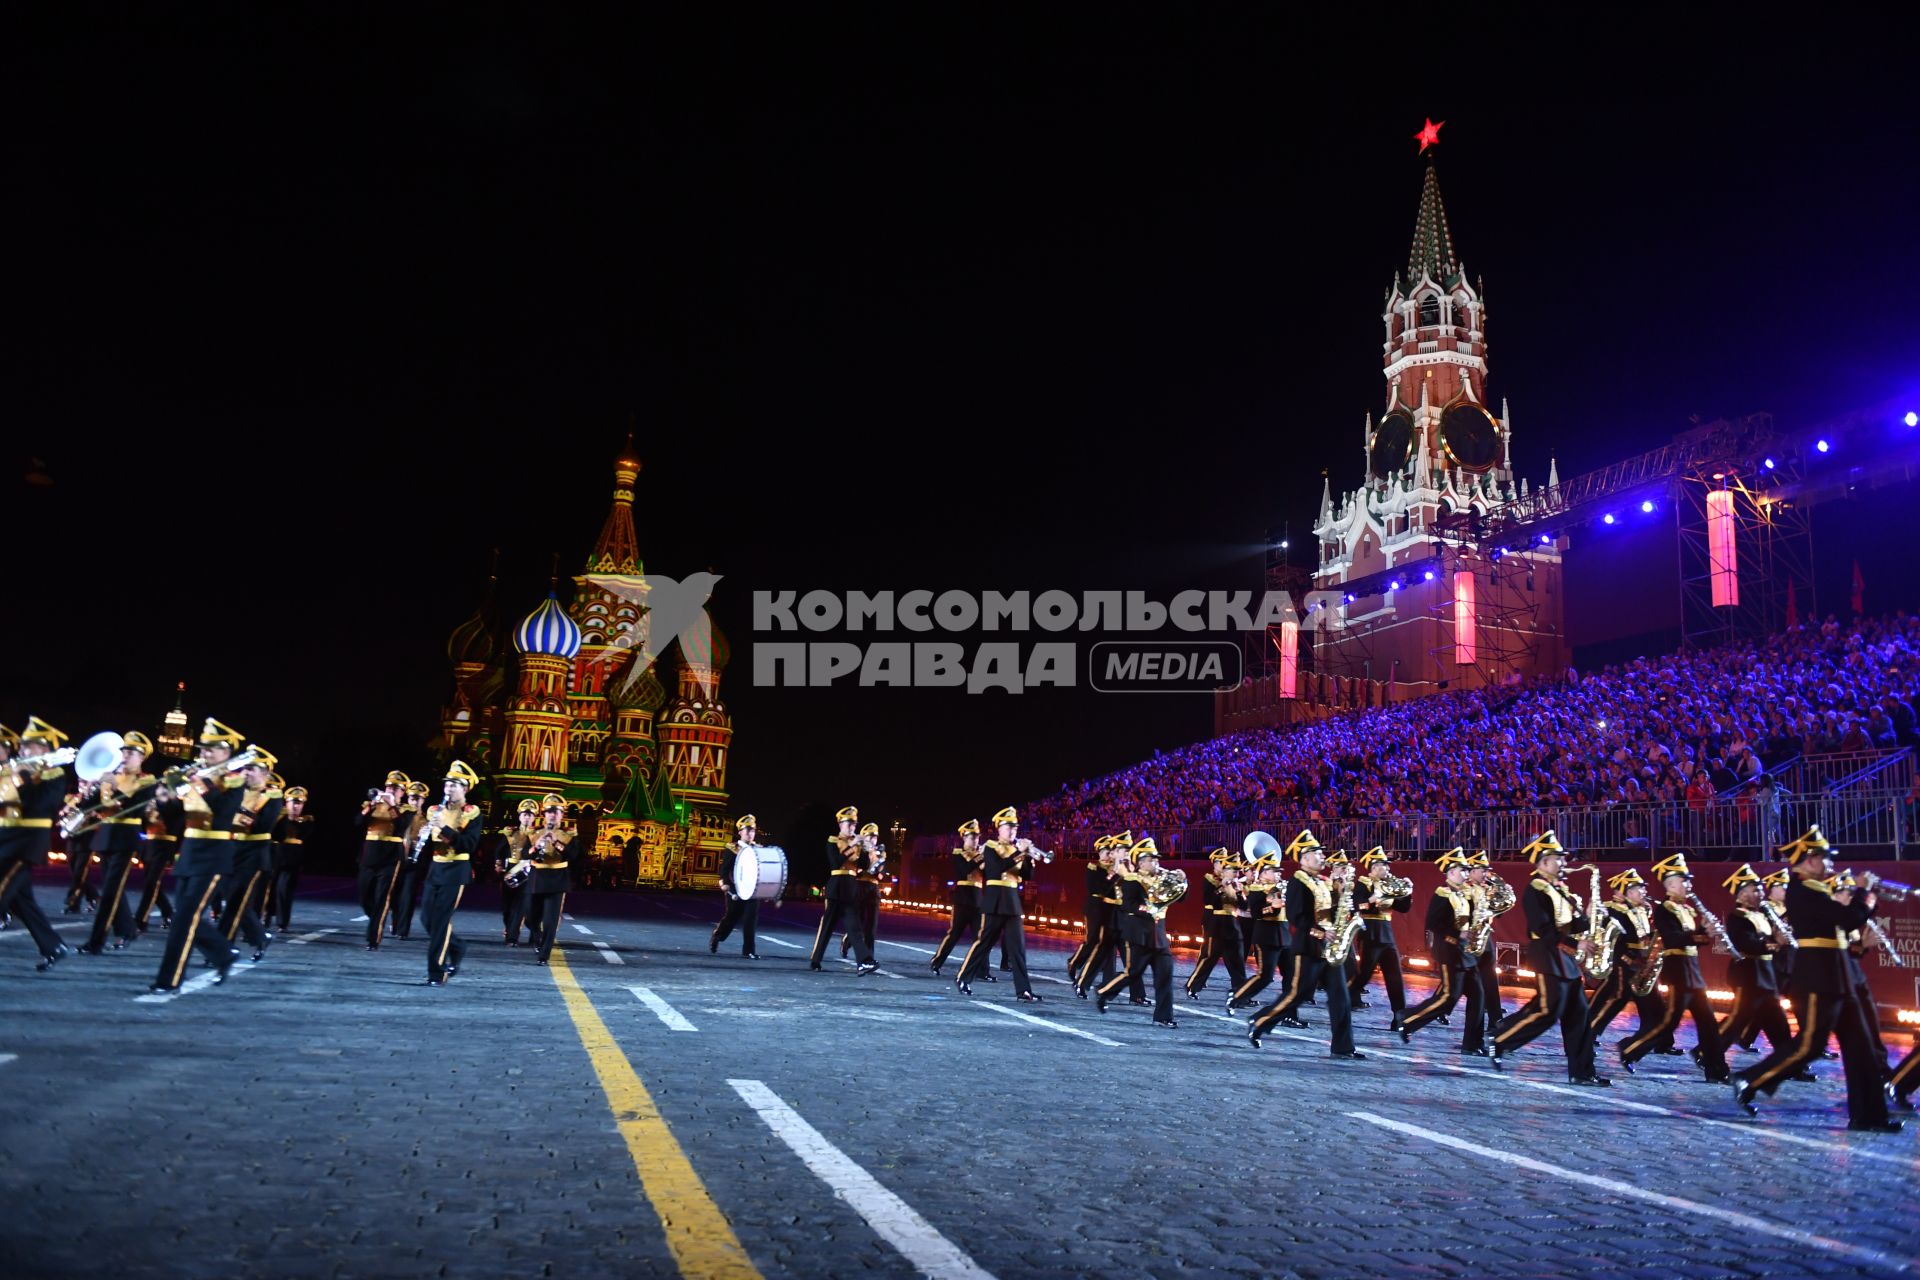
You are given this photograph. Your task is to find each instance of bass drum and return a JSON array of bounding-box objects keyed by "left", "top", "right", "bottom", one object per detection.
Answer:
[{"left": 733, "top": 845, "right": 788, "bottom": 902}]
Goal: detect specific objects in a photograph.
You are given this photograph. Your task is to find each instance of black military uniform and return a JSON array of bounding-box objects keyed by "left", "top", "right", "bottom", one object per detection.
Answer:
[
  {"left": 391, "top": 784, "right": 434, "bottom": 939},
  {"left": 842, "top": 823, "right": 884, "bottom": 962},
  {"left": 1228, "top": 867, "right": 1287, "bottom": 1012},
  {"left": 1617, "top": 854, "right": 1728, "bottom": 1080},
  {"left": 1185, "top": 852, "right": 1248, "bottom": 1000},
  {"left": 1096, "top": 838, "right": 1179, "bottom": 1024},
  {"left": 1347, "top": 850, "right": 1411, "bottom": 1016},
  {"left": 78, "top": 738, "right": 158, "bottom": 953},
  {"left": 134, "top": 797, "right": 183, "bottom": 932},
  {"left": 1248, "top": 832, "right": 1359, "bottom": 1056},
  {"left": 1735, "top": 828, "right": 1895, "bottom": 1130},
  {"left": 1585, "top": 872, "right": 1667, "bottom": 1051},
  {"left": 265, "top": 787, "right": 312, "bottom": 932},
  {"left": 355, "top": 772, "right": 413, "bottom": 949},
  {"left": 1466, "top": 855, "right": 1511, "bottom": 1035},
  {"left": 1490, "top": 833, "right": 1602, "bottom": 1082},
  {"left": 1396, "top": 850, "right": 1484, "bottom": 1052},
  {"left": 931, "top": 820, "right": 985, "bottom": 976},
  {"left": 809, "top": 805, "right": 870, "bottom": 970},
  {"left": 522, "top": 795, "right": 575, "bottom": 966},
  {"left": 62, "top": 809, "right": 102, "bottom": 914},
  {"left": 956, "top": 807, "right": 1036, "bottom": 998},
  {"left": 1721, "top": 864, "right": 1793, "bottom": 1057},
  {"left": 149, "top": 719, "right": 252, "bottom": 993},
  {"left": 1076, "top": 833, "right": 1141, "bottom": 1001},
  {"left": 710, "top": 815, "right": 763, "bottom": 958},
  {"left": 1064, "top": 840, "right": 1109, "bottom": 982},
  {"left": 498, "top": 802, "right": 538, "bottom": 941},
  {"left": 0, "top": 718, "right": 75, "bottom": 969},
  {"left": 421, "top": 763, "right": 485, "bottom": 984},
  {"left": 217, "top": 754, "right": 283, "bottom": 961}
]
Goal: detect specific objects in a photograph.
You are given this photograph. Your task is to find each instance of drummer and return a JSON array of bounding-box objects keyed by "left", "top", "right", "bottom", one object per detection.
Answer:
[{"left": 710, "top": 813, "right": 770, "bottom": 959}]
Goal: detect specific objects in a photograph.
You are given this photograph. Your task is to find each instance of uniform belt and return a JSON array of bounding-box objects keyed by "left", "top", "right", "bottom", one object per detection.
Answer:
[
  {"left": 281, "top": 839, "right": 302, "bottom": 845},
  {"left": 364, "top": 834, "right": 404, "bottom": 843},
  {"left": 0, "top": 818, "right": 53, "bottom": 828},
  {"left": 532, "top": 861, "right": 567, "bottom": 870},
  {"left": 1211, "top": 908, "right": 1235, "bottom": 916},
  {"left": 184, "top": 831, "right": 236, "bottom": 841},
  {"left": 145, "top": 834, "right": 178, "bottom": 842},
  {"left": 235, "top": 833, "right": 272, "bottom": 842},
  {"left": 1360, "top": 911, "right": 1393, "bottom": 920},
  {"left": 829, "top": 869, "right": 855, "bottom": 876},
  {"left": 105, "top": 816, "right": 144, "bottom": 826},
  {"left": 985, "top": 878, "right": 1022, "bottom": 888},
  {"left": 1662, "top": 946, "right": 1698, "bottom": 957},
  {"left": 432, "top": 853, "right": 472, "bottom": 863},
  {"left": 1797, "top": 937, "right": 1843, "bottom": 949}
]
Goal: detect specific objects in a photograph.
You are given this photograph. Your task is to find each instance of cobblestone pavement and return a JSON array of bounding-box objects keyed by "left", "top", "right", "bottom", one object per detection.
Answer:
[{"left": 3, "top": 884, "right": 1916, "bottom": 1280}]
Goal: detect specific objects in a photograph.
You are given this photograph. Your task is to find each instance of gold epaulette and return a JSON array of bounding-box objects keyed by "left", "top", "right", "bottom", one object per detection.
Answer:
[{"left": 1530, "top": 877, "right": 1552, "bottom": 893}]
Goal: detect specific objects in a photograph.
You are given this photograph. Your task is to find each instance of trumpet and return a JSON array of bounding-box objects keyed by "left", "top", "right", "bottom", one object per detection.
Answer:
[
  {"left": 1861, "top": 872, "right": 1913, "bottom": 903},
  {"left": 7, "top": 746, "right": 79, "bottom": 776},
  {"left": 1013, "top": 839, "right": 1055, "bottom": 864}
]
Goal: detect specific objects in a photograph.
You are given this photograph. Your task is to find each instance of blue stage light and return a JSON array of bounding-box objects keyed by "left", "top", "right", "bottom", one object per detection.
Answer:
[
  {"left": 1640, "top": 499, "right": 1655, "bottom": 513},
  {"left": 1906, "top": 411, "right": 1918, "bottom": 428},
  {"left": 1764, "top": 457, "right": 1776, "bottom": 469},
  {"left": 1423, "top": 570, "right": 1434, "bottom": 581},
  {"left": 1538, "top": 533, "right": 1552, "bottom": 545},
  {"left": 1603, "top": 513, "right": 1616, "bottom": 525},
  {"left": 1816, "top": 439, "right": 1830, "bottom": 453}
]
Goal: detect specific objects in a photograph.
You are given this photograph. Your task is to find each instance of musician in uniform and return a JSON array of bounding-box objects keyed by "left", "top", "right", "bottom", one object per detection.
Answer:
[
  {"left": 1347, "top": 846, "right": 1411, "bottom": 1018},
  {"left": 355, "top": 770, "right": 411, "bottom": 949},
  {"left": 1586, "top": 869, "right": 1670, "bottom": 1054},
  {"left": 216, "top": 748, "right": 281, "bottom": 962},
  {"left": 1074, "top": 831, "right": 1140, "bottom": 1001},
  {"left": 517, "top": 793, "right": 575, "bottom": 966},
  {"left": 392, "top": 780, "right": 433, "bottom": 940},
  {"left": 1247, "top": 830, "right": 1362, "bottom": 1058},
  {"left": 809, "top": 805, "right": 867, "bottom": 971},
  {"left": 1465, "top": 852, "right": 1511, "bottom": 1037},
  {"left": 134, "top": 774, "right": 183, "bottom": 933},
  {"left": 1097, "top": 837, "right": 1180, "bottom": 1027},
  {"left": 710, "top": 814, "right": 765, "bottom": 958},
  {"left": 1721, "top": 863, "right": 1795, "bottom": 1060},
  {"left": 930, "top": 819, "right": 984, "bottom": 977},
  {"left": 1732, "top": 826, "right": 1899, "bottom": 1131},
  {"left": 840, "top": 822, "right": 885, "bottom": 965},
  {"left": 417, "top": 761, "right": 484, "bottom": 985},
  {"left": 76, "top": 731, "right": 156, "bottom": 954},
  {"left": 1184, "top": 848, "right": 1247, "bottom": 1001},
  {"left": 1395, "top": 848, "right": 1484, "bottom": 1053},
  {"left": 1737, "top": 869, "right": 1796, "bottom": 1049},
  {"left": 147, "top": 719, "right": 251, "bottom": 994},
  {"left": 1615, "top": 852, "right": 1729, "bottom": 1082},
  {"left": 1489, "top": 832, "right": 1606, "bottom": 1084},
  {"left": 1836, "top": 869, "right": 1894, "bottom": 1086},
  {"left": 500, "top": 799, "right": 539, "bottom": 942},
  {"left": 955, "top": 806, "right": 1039, "bottom": 999},
  {"left": 1227, "top": 852, "right": 1286, "bottom": 1014},
  {"left": 1064, "top": 832, "right": 1109, "bottom": 985},
  {"left": 0, "top": 717, "right": 75, "bottom": 970},
  {"left": 266, "top": 785, "right": 312, "bottom": 932}
]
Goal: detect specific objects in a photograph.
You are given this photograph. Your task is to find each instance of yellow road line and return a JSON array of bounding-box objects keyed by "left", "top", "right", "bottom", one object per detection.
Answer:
[{"left": 548, "top": 949, "right": 762, "bottom": 1280}]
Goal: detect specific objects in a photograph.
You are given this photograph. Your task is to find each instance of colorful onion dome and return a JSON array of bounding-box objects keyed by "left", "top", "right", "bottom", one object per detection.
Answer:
[{"left": 513, "top": 594, "right": 582, "bottom": 659}]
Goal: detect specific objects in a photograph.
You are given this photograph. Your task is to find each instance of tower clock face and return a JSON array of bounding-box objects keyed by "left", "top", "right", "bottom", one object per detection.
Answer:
[
  {"left": 1369, "top": 412, "right": 1415, "bottom": 480},
  {"left": 1439, "top": 403, "right": 1501, "bottom": 473}
]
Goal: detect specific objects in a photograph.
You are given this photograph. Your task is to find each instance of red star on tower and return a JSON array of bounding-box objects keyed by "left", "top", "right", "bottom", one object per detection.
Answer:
[{"left": 1414, "top": 118, "right": 1444, "bottom": 152}]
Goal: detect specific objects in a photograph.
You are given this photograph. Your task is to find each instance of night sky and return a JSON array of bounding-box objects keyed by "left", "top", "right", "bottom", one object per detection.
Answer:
[{"left": 8, "top": 10, "right": 1918, "bottom": 848}]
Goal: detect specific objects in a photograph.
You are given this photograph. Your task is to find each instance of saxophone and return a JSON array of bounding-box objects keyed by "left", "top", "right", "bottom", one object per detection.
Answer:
[
  {"left": 1686, "top": 892, "right": 1736, "bottom": 956},
  {"left": 1467, "top": 874, "right": 1515, "bottom": 954},
  {"left": 1323, "top": 870, "right": 1363, "bottom": 965},
  {"left": 1578, "top": 865, "right": 1623, "bottom": 981},
  {"left": 1629, "top": 904, "right": 1664, "bottom": 996}
]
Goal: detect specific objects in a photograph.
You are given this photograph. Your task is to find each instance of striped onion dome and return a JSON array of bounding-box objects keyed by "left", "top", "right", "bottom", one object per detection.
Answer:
[{"left": 513, "top": 594, "right": 582, "bottom": 658}]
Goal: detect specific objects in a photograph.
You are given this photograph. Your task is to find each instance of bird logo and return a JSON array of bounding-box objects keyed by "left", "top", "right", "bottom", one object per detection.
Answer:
[{"left": 585, "top": 571, "right": 724, "bottom": 702}]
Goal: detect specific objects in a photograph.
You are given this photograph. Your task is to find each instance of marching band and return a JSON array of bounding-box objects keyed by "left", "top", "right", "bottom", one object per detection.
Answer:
[{"left": 7, "top": 711, "right": 1916, "bottom": 1134}]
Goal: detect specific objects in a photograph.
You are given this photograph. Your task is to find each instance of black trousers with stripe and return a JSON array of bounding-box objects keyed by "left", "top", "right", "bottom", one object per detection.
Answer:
[
  {"left": 1249, "top": 952, "right": 1355, "bottom": 1054},
  {"left": 134, "top": 841, "right": 175, "bottom": 928},
  {"left": 1492, "top": 969, "right": 1596, "bottom": 1077},
  {"left": 931, "top": 892, "right": 979, "bottom": 970},
  {"left": 0, "top": 855, "right": 62, "bottom": 955},
  {"left": 1100, "top": 938, "right": 1173, "bottom": 1021},
  {"left": 711, "top": 894, "right": 759, "bottom": 954},
  {"left": 423, "top": 876, "right": 467, "bottom": 980},
  {"left": 357, "top": 859, "right": 402, "bottom": 948},
  {"left": 959, "top": 911, "right": 1029, "bottom": 993},
  {"left": 1619, "top": 974, "right": 1726, "bottom": 1075},
  {"left": 217, "top": 848, "right": 270, "bottom": 952},
  {"left": 1398, "top": 959, "right": 1484, "bottom": 1049},
  {"left": 1186, "top": 919, "right": 1246, "bottom": 997},
  {"left": 83, "top": 850, "right": 141, "bottom": 949},
  {"left": 1075, "top": 921, "right": 1136, "bottom": 997},
  {"left": 1586, "top": 964, "right": 1666, "bottom": 1046},
  {"left": 150, "top": 873, "right": 231, "bottom": 991},
  {"left": 1347, "top": 935, "right": 1405, "bottom": 1012},
  {"left": 1743, "top": 989, "right": 1888, "bottom": 1124},
  {"left": 1722, "top": 980, "right": 1793, "bottom": 1055}
]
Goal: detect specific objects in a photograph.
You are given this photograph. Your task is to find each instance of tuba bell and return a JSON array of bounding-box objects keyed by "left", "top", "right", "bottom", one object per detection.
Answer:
[
  {"left": 1242, "top": 830, "right": 1281, "bottom": 863},
  {"left": 75, "top": 732, "right": 126, "bottom": 783}
]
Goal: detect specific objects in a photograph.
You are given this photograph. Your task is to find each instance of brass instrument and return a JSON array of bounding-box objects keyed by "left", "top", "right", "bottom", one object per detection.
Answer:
[
  {"left": 1629, "top": 904, "right": 1664, "bottom": 996},
  {"left": 1685, "top": 891, "right": 1736, "bottom": 956},
  {"left": 1467, "top": 874, "right": 1515, "bottom": 954},
  {"left": 1013, "top": 838, "right": 1055, "bottom": 865},
  {"left": 61, "top": 749, "right": 257, "bottom": 839},
  {"left": 1578, "top": 865, "right": 1624, "bottom": 981},
  {"left": 1323, "top": 869, "right": 1363, "bottom": 966},
  {"left": 1861, "top": 872, "right": 1913, "bottom": 903},
  {"left": 6, "top": 746, "right": 78, "bottom": 775},
  {"left": 1142, "top": 866, "right": 1188, "bottom": 917},
  {"left": 1367, "top": 868, "right": 1415, "bottom": 905}
]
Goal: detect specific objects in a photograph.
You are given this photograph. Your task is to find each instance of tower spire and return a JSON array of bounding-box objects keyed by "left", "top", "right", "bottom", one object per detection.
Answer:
[{"left": 1407, "top": 158, "right": 1460, "bottom": 287}]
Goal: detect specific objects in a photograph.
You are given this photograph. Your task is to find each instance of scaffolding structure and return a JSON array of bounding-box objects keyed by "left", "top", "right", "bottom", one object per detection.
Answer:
[{"left": 1676, "top": 462, "right": 1816, "bottom": 651}]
